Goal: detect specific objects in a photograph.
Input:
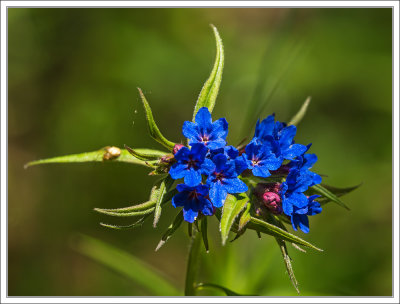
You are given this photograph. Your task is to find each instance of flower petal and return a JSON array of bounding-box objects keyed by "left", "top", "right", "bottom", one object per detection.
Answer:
[
  {"left": 190, "top": 143, "right": 208, "bottom": 160},
  {"left": 206, "top": 138, "right": 226, "bottom": 150},
  {"left": 283, "top": 144, "right": 308, "bottom": 160},
  {"left": 252, "top": 165, "right": 271, "bottom": 178},
  {"left": 199, "top": 197, "right": 214, "bottom": 216},
  {"left": 210, "top": 118, "right": 228, "bottom": 140},
  {"left": 223, "top": 178, "right": 248, "bottom": 193},
  {"left": 195, "top": 107, "right": 212, "bottom": 128},
  {"left": 279, "top": 125, "right": 297, "bottom": 149},
  {"left": 172, "top": 192, "right": 188, "bottom": 208},
  {"left": 200, "top": 158, "right": 216, "bottom": 175},
  {"left": 183, "top": 168, "right": 202, "bottom": 187},
  {"left": 182, "top": 121, "right": 200, "bottom": 142},
  {"left": 169, "top": 162, "right": 188, "bottom": 180},
  {"left": 209, "top": 181, "right": 228, "bottom": 208},
  {"left": 183, "top": 205, "right": 199, "bottom": 223}
]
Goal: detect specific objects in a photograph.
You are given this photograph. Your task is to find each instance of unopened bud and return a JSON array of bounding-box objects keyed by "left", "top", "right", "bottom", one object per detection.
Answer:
[
  {"left": 254, "top": 182, "right": 283, "bottom": 215},
  {"left": 173, "top": 144, "right": 185, "bottom": 154}
]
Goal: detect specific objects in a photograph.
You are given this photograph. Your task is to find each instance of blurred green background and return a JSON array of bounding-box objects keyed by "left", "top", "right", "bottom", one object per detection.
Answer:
[{"left": 8, "top": 8, "right": 392, "bottom": 296}]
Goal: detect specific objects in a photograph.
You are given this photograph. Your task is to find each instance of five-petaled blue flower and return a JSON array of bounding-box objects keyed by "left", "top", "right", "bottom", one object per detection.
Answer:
[
  {"left": 206, "top": 154, "right": 248, "bottom": 207},
  {"left": 169, "top": 143, "right": 215, "bottom": 187},
  {"left": 241, "top": 140, "right": 283, "bottom": 177},
  {"left": 183, "top": 107, "right": 228, "bottom": 150},
  {"left": 254, "top": 114, "right": 308, "bottom": 160},
  {"left": 172, "top": 184, "right": 214, "bottom": 223}
]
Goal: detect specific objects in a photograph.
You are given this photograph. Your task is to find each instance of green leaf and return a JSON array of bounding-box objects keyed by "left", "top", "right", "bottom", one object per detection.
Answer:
[
  {"left": 99, "top": 215, "right": 150, "bottom": 230},
  {"left": 195, "top": 283, "right": 253, "bottom": 296},
  {"left": 24, "top": 147, "right": 165, "bottom": 168},
  {"left": 94, "top": 207, "right": 155, "bottom": 217},
  {"left": 94, "top": 199, "right": 157, "bottom": 215},
  {"left": 153, "top": 176, "right": 174, "bottom": 227},
  {"left": 155, "top": 210, "right": 184, "bottom": 251},
  {"left": 124, "top": 144, "right": 165, "bottom": 161},
  {"left": 288, "top": 96, "right": 311, "bottom": 126},
  {"left": 192, "top": 24, "right": 224, "bottom": 120},
  {"left": 71, "top": 234, "right": 180, "bottom": 295},
  {"left": 248, "top": 217, "right": 323, "bottom": 252},
  {"left": 311, "top": 184, "right": 351, "bottom": 210},
  {"left": 185, "top": 231, "right": 202, "bottom": 296},
  {"left": 200, "top": 217, "right": 209, "bottom": 253},
  {"left": 238, "top": 201, "right": 252, "bottom": 231},
  {"left": 275, "top": 238, "right": 300, "bottom": 294},
  {"left": 137, "top": 88, "right": 176, "bottom": 151},
  {"left": 220, "top": 193, "right": 249, "bottom": 245}
]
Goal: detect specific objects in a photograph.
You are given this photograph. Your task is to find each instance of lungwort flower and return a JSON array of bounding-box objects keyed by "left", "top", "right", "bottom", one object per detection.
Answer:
[
  {"left": 241, "top": 139, "right": 283, "bottom": 178},
  {"left": 206, "top": 154, "right": 248, "bottom": 207},
  {"left": 290, "top": 195, "right": 322, "bottom": 233},
  {"left": 172, "top": 184, "right": 214, "bottom": 223},
  {"left": 169, "top": 143, "right": 215, "bottom": 187},
  {"left": 183, "top": 107, "right": 228, "bottom": 150}
]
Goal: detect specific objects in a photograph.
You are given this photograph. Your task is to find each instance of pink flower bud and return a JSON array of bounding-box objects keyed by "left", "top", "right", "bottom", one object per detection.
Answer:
[
  {"left": 173, "top": 144, "right": 185, "bottom": 154},
  {"left": 254, "top": 182, "right": 283, "bottom": 215}
]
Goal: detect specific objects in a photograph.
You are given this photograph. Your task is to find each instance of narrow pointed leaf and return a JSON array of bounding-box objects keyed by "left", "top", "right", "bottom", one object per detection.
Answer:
[
  {"left": 311, "top": 184, "right": 351, "bottom": 210},
  {"left": 99, "top": 214, "right": 151, "bottom": 230},
  {"left": 288, "top": 96, "right": 311, "bottom": 126},
  {"left": 124, "top": 144, "right": 165, "bottom": 161},
  {"left": 220, "top": 193, "right": 249, "bottom": 245},
  {"left": 153, "top": 176, "right": 174, "bottom": 227},
  {"left": 275, "top": 238, "right": 300, "bottom": 294},
  {"left": 137, "top": 88, "right": 175, "bottom": 150},
  {"left": 94, "top": 207, "right": 155, "bottom": 217},
  {"left": 94, "top": 200, "right": 157, "bottom": 214},
  {"left": 192, "top": 24, "right": 224, "bottom": 120},
  {"left": 200, "top": 217, "right": 209, "bottom": 253},
  {"left": 71, "top": 234, "right": 180, "bottom": 296},
  {"left": 238, "top": 202, "right": 252, "bottom": 231},
  {"left": 195, "top": 283, "right": 253, "bottom": 296},
  {"left": 155, "top": 210, "right": 184, "bottom": 251},
  {"left": 25, "top": 148, "right": 165, "bottom": 168},
  {"left": 248, "top": 217, "right": 323, "bottom": 251}
]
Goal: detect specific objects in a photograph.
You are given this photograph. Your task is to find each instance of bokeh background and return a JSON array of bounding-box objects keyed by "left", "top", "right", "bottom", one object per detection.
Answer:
[{"left": 8, "top": 8, "right": 392, "bottom": 296}]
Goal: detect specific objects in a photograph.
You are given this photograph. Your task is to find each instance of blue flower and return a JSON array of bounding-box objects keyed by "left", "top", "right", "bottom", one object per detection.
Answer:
[
  {"left": 254, "top": 114, "right": 307, "bottom": 160},
  {"left": 241, "top": 140, "right": 283, "bottom": 178},
  {"left": 288, "top": 153, "right": 322, "bottom": 187},
  {"left": 291, "top": 195, "right": 322, "bottom": 233},
  {"left": 169, "top": 143, "right": 215, "bottom": 187},
  {"left": 172, "top": 184, "right": 214, "bottom": 223},
  {"left": 206, "top": 154, "right": 248, "bottom": 207},
  {"left": 209, "top": 145, "right": 248, "bottom": 175},
  {"left": 183, "top": 107, "right": 228, "bottom": 150}
]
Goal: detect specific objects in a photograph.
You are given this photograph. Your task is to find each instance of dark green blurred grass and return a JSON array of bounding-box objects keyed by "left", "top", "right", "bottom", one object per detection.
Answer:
[{"left": 8, "top": 8, "right": 392, "bottom": 296}]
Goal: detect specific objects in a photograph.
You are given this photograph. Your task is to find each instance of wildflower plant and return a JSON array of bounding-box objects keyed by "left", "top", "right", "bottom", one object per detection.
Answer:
[{"left": 26, "top": 25, "right": 359, "bottom": 295}]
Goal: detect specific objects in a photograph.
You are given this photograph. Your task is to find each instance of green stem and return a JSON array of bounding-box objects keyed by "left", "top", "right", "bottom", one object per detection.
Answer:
[{"left": 184, "top": 230, "right": 202, "bottom": 296}]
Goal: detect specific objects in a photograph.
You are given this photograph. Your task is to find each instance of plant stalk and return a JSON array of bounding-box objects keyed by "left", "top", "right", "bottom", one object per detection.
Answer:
[{"left": 184, "top": 229, "right": 202, "bottom": 296}]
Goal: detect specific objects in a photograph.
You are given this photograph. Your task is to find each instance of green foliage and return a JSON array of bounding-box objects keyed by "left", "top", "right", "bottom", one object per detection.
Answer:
[
  {"left": 185, "top": 232, "right": 202, "bottom": 296},
  {"left": 195, "top": 283, "right": 252, "bottom": 296},
  {"left": 200, "top": 217, "right": 209, "bottom": 252},
  {"left": 220, "top": 193, "right": 249, "bottom": 245},
  {"left": 155, "top": 210, "right": 184, "bottom": 251},
  {"left": 137, "top": 87, "right": 176, "bottom": 151},
  {"left": 71, "top": 234, "right": 180, "bottom": 296},
  {"left": 310, "top": 183, "right": 352, "bottom": 210},
  {"left": 153, "top": 176, "right": 175, "bottom": 227},
  {"left": 24, "top": 147, "right": 166, "bottom": 168},
  {"left": 192, "top": 24, "right": 224, "bottom": 120},
  {"left": 288, "top": 96, "right": 311, "bottom": 126},
  {"left": 238, "top": 201, "right": 252, "bottom": 231}
]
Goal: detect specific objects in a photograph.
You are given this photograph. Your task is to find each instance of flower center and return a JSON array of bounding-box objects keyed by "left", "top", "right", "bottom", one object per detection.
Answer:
[
  {"left": 186, "top": 157, "right": 198, "bottom": 169},
  {"left": 214, "top": 172, "right": 225, "bottom": 182},
  {"left": 252, "top": 158, "right": 260, "bottom": 166},
  {"left": 188, "top": 190, "right": 200, "bottom": 200}
]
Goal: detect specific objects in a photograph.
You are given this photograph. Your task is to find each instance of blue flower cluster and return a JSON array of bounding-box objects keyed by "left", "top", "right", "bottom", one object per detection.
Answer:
[
  {"left": 170, "top": 107, "right": 248, "bottom": 223},
  {"left": 168, "top": 108, "right": 322, "bottom": 233}
]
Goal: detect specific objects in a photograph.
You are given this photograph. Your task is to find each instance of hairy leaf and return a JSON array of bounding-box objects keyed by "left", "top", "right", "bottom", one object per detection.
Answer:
[
  {"left": 153, "top": 176, "right": 174, "bottom": 227},
  {"left": 238, "top": 201, "right": 252, "bottom": 231},
  {"left": 248, "top": 217, "right": 323, "bottom": 251},
  {"left": 311, "top": 184, "right": 351, "bottom": 210},
  {"left": 155, "top": 210, "right": 184, "bottom": 251},
  {"left": 288, "top": 96, "right": 311, "bottom": 126},
  {"left": 220, "top": 193, "right": 249, "bottom": 245},
  {"left": 276, "top": 238, "right": 300, "bottom": 294},
  {"left": 24, "top": 148, "right": 165, "bottom": 168},
  {"left": 200, "top": 217, "right": 209, "bottom": 253},
  {"left": 192, "top": 24, "right": 224, "bottom": 120},
  {"left": 124, "top": 144, "right": 165, "bottom": 161},
  {"left": 137, "top": 88, "right": 176, "bottom": 150}
]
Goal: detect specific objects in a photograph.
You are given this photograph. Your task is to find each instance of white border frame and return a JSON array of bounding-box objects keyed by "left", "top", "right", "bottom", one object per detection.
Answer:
[{"left": 1, "top": 1, "right": 399, "bottom": 303}]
